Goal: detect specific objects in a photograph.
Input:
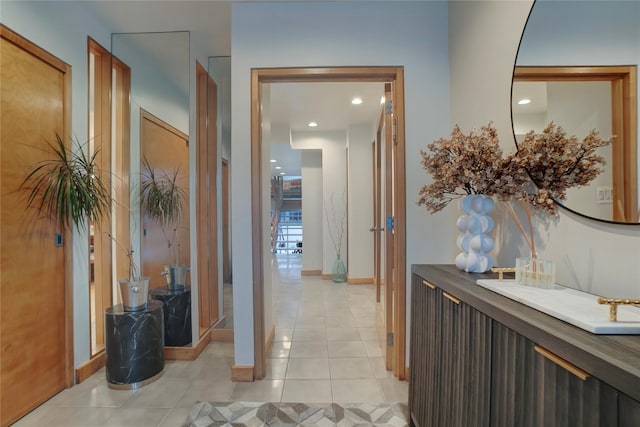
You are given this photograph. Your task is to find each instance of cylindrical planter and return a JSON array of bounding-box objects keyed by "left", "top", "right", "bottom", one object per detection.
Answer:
[
  {"left": 118, "top": 277, "right": 150, "bottom": 312},
  {"left": 454, "top": 194, "right": 495, "bottom": 273},
  {"left": 331, "top": 255, "right": 347, "bottom": 283},
  {"left": 162, "top": 264, "right": 189, "bottom": 290}
]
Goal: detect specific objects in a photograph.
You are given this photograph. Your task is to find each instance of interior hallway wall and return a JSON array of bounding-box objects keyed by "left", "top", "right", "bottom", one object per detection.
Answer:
[
  {"left": 448, "top": 0, "right": 640, "bottom": 298},
  {"left": 231, "top": 0, "right": 450, "bottom": 367},
  {"left": 301, "top": 150, "right": 323, "bottom": 273},
  {"left": 291, "top": 131, "right": 348, "bottom": 275}
]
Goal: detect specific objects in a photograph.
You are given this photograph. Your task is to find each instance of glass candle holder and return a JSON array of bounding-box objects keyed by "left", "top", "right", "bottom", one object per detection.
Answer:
[{"left": 515, "top": 257, "right": 555, "bottom": 289}]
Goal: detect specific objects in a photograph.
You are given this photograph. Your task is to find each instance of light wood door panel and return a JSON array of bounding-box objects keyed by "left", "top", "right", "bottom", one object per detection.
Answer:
[
  {"left": 140, "top": 110, "right": 190, "bottom": 288},
  {"left": 206, "top": 72, "right": 219, "bottom": 328},
  {"left": 1, "top": 27, "right": 71, "bottom": 426},
  {"left": 196, "top": 61, "right": 219, "bottom": 337}
]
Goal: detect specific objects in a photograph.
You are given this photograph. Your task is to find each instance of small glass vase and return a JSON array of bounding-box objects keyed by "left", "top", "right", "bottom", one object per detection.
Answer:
[
  {"left": 331, "top": 255, "right": 347, "bottom": 283},
  {"left": 515, "top": 256, "right": 555, "bottom": 289}
]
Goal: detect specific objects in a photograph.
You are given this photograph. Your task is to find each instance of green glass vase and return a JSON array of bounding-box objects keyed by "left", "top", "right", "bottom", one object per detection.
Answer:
[{"left": 331, "top": 255, "right": 347, "bottom": 283}]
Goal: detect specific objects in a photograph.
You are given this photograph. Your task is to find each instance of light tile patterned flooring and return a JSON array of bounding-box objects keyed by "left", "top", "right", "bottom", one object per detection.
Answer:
[{"left": 13, "top": 254, "right": 407, "bottom": 426}]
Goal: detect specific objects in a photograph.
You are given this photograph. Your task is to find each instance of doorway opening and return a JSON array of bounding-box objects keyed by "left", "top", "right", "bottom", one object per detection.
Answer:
[{"left": 250, "top": 67, "right": 407, "bottom": 381}]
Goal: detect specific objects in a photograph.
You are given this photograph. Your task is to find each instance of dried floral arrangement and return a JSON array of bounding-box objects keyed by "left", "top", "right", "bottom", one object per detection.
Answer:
[
  {"left": 417, "top": 122, "right": 528, "bottom": 213},
  {"left": 511, "top": 122, "right": 611, "bottom": 214},
  {"left": 418, "top": 121, "right": 612, "bottom": 258},
  {"left": 505, "top": 122, "right": 612, "bottom": 256}
]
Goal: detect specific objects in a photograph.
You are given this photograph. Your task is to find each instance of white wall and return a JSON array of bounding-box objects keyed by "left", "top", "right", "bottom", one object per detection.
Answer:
[
  {"left": 231, "top": 0, "right": 451, "bottom": 367},
  {"left": 301, "top": 150, "right": 323, "bottom": 272},
  {"left": 448, "top": 0, "right": 640, "bottom": 298},
  {"left": 291, "top": 131, "right": 348, "bottom": 274},
  {"left": 347, "top": 123, "right": 375, "bottom": 279},
  {"left": 547, "top": 81, "right": 612, "bottom": 221}
]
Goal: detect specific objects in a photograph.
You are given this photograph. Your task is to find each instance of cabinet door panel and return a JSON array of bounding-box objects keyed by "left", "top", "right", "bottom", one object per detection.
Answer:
[
  {"left": 539, "top": 352, "right": 618, "bottom": 426},
  {"left": 491, "top": 322, "right": 619, "bottom": 427},
  {"left": 491, "top": 320, "right": 538, "bottom": 426},
  {"left": 458, "top": 304, "right": 492, "bottom": 427},
  {"left": 409, "top": 276, "right": 491, "bottom": 427},
  {"left": 409, "top": 276, "right": 442, "bottom": 427},
  {"left": 619, "top": 393, "right": 640, "bottom": 427}
]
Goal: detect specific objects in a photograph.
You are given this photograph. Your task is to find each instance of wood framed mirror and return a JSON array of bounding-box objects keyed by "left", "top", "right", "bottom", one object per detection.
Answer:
[{"left": 513, "top": 65, "right": 637, "bottom": 223}]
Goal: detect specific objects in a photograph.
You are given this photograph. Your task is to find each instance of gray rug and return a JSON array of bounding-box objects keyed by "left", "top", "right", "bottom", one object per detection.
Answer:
[{"left": 184, "top": 401, "right": 408, "bottom": 426}]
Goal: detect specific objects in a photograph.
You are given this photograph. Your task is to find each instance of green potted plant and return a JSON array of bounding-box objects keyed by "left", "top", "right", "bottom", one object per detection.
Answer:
[
  {"left": 19, "top": 134, "right": 111, "bottom": 231},
  {"left": 140, "top": 157, "right": 188, "bottom": 290},
  {"left": 19, "top": 134, "right": 151, "bottom": 311}
]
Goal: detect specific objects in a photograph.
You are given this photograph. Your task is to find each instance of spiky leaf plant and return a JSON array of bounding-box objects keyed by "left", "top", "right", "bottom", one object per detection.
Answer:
[
  {"left": 19, "top": 134, "right": 111, "bottom": 231},
  {"left": 140, "top": 157, "right": 186, "bottom": 264},
  {"left": 140, "top": 157, "right": 185, "bottom": 226}
]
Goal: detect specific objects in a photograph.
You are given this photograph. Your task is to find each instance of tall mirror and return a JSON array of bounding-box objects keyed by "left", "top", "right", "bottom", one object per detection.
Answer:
[
  {"left": 208, "top": 56, "right": 232, "bottom": 331},
  {"left": 112, "top": 32, "right": 192, "bottom": 344},
  {"left": 513, "top": 0, "right": 639, "bottom": 224}
]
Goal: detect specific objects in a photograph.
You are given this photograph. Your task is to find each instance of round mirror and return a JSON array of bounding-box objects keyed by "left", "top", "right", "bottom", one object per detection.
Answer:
[{"left": 513, "top": 0, "right": 639, "bottom": 224}]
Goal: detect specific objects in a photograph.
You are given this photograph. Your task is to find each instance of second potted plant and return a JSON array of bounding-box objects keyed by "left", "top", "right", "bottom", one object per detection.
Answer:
[{"left": 140, "top": 157, "right": 188, "bottom": 290}]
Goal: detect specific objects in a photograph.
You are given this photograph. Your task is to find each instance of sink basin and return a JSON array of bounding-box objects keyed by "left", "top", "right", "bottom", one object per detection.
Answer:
[{"left": 476, "top": 279, "right": 640, "bottom": 334}]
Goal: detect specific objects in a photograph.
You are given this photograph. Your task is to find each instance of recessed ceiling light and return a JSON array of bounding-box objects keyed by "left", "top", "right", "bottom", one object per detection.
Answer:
[
  {"left": 270, "top": 159, "right": 277, "bottom": 163},
  {"left": 380, "top": 96, "right": 385, "bottom": 105},
  {"left": 279, "top": 172, "right": 286, "bottom": 175},
  {"left": 351, "top": 97, "right": 363, "bottom": 105},
  {"left": 308, "top": 122, "right": 318, "bottom": 127},
  {"left": 518, "top": 98, "right": 531, "bottom": 105},
  {"left": 275, "top": 166, "right": 282, "bottom": 170}
]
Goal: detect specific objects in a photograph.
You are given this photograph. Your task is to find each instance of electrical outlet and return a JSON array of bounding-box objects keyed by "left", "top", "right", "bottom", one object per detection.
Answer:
[{"left": 597, "top": 186, "right": 613, "bottom": 204}]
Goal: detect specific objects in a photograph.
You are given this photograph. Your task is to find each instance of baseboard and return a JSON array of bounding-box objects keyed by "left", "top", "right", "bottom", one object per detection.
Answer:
[
  {"left": 405, "top": 365, "right": 410, "bottom": 380},
  {"left": 165, "top": 329, "right": 211, "bottom": 361},
  {"left": 322, "top": 274, "right": 332, "bottom": 280},
  {"left": 231, "top": 365, "right": 254, "bottom": 382},
  {"left": 301, "top": 269, "right": 322, "bottom": 276},
  {"left": 211, "top": 328, "right": 234, "bottom": 342},
  {"left": 265, "top": 324, "right": 276, "bottom": 356},
  {"left": 347, "top": 277, "right": 373, "bottom": 285},
  {"left": 75, "top": 352, "right": 105, "bottom": 384}
]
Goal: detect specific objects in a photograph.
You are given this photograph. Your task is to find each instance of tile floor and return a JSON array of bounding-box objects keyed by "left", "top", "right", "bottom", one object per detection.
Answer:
[{"left": 13, "top": 254, "right": 407, "bottom": 426}]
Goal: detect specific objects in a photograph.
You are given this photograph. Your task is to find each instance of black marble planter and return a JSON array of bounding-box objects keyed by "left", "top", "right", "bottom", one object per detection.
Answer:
[
  {"left": 150, "top": 286, "right": 192, "bottom": 346},
  {"left": 105, "top": 300, "right": 164, "bottom": 389}
]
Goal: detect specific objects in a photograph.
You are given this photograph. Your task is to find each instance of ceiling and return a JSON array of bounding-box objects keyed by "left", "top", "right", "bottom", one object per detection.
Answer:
[
  {"left": 79, "top": 1, "right": 389, "bottom": 177},
  {"left": 269, "top": 82, "right": 385, "bottom": 177}
]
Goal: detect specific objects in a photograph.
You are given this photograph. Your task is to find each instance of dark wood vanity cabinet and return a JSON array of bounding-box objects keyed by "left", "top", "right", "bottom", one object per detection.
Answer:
[
  {"left": 410, "top": 274, "right": 491, "bottom": 427},
  {"left": 409, "top": 265, "right": 640, "bottom": 427}
]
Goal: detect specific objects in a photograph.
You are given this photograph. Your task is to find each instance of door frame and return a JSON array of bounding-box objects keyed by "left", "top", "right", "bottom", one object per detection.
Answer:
[{"left": 250, "top": 66, "right": 407, "bottom": 380}]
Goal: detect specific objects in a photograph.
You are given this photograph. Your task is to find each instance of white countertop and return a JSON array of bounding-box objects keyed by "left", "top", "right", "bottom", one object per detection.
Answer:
[{"left": 476, "top": 279, "right": 640, "bottom": 335}]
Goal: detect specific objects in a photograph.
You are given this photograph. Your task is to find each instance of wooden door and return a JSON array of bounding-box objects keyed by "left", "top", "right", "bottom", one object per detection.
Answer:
[
  {"left": 1, "top": 26, "right": 72, "bottom": 426},
  {"left": 140, "top": 110, "right": 190, "bottom": 288},
  {"left": 196, "top": 60, "right": 219, "bottom": 337},
  {"left": 382, "top": 82, "right": 395, "bottom": 369},
  {"left": 372, "top": 108, "right": 387, "bottom": 362}
]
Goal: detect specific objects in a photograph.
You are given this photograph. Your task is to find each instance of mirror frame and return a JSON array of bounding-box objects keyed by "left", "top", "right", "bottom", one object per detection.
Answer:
[{"left": 513, "top": 65, "right": 638, "bottom": 224}]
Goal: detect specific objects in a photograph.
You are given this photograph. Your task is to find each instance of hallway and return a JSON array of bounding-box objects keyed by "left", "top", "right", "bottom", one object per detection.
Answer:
[{"left": 13, "top": 254, "right": 406, "bottom": 427}]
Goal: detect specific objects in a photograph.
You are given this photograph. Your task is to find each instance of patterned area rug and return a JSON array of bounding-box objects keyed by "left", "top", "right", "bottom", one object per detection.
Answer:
[{"left": 184, "top": 401, "right": 408, "bottom": 426}]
